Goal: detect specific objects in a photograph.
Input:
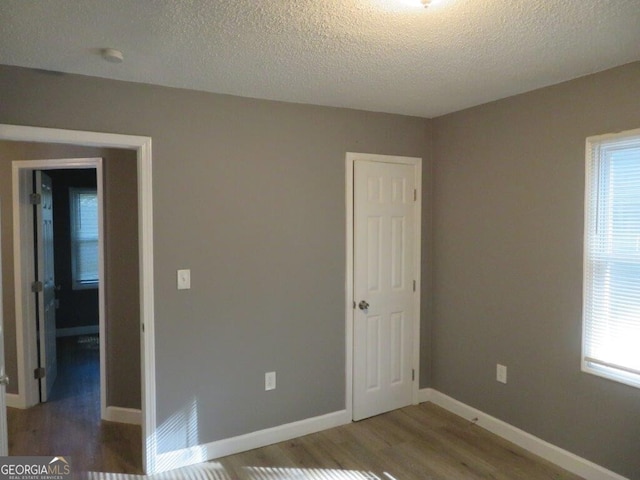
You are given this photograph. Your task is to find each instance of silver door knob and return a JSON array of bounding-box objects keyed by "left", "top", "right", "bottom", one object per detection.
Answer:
[
  {"left": 0, "top": 375, "right": 9, "bottom": 386},
  {"left": 358, "top": 300, "right": 370, "bottom": 310}
]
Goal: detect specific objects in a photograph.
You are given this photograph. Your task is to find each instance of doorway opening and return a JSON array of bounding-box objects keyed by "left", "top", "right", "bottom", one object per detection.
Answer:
[
  {"left": 0, "top": 124, "right": 156, "bottom": 474},
  {"left": 9, "top": 156, "right": 143, "bottom": 472},
  {"left": 12, "top": 159, "right": 108, "bottom": 416},
  {"left": 44, "top": 169, "right": 100, "bottom": 409}
]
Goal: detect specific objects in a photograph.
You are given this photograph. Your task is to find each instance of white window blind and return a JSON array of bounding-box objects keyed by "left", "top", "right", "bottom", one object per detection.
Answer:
[
  {"left": 70, "top": 188, "right": 99, "bottom": 289},
  {"left": 583, "top": 130, "right": 640, "bottom": 388}
]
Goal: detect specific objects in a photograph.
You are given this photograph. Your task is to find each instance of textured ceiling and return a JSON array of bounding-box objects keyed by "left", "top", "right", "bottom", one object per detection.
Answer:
[{"left": 0, "top": 0, "right": 639, "bottom": 117}]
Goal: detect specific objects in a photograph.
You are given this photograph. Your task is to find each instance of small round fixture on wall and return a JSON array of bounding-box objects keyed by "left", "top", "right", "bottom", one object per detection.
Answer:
[
  {"left": 101, "top": 48, "right": 124, "bottom": 63},
  {"left": 421, "top": 0, "right": 431, "bottom": 7}
]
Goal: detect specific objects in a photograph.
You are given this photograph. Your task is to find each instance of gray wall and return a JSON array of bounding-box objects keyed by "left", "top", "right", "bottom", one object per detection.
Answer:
[
  {"left": 431, "top": 61, "right": 640, "bottom": 479},
  {"left": 103, "top": 151, "right": 140, "bottom": 409},
  {"left": 0, "top": 65, "right": 432, "bottom": 452},
  {"left": 0, "top": 141, "right": 140, "bottom": 409}
]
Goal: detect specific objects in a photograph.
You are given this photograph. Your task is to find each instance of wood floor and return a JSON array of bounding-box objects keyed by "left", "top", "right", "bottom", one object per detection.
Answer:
[
  {"left": 217, "top": 404, "right": 582, "bottom": 480},
  {"left": 7, "top": 335, "right": 143, "bottom": 475},
  {"left": 90, "top": 402, "right": 582, "bottom": 480}
]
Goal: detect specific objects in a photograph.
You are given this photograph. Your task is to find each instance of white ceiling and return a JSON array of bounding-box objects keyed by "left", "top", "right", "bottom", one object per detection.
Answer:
[{"left": 1, "top": 0, "right": 639, "bottom": 118}]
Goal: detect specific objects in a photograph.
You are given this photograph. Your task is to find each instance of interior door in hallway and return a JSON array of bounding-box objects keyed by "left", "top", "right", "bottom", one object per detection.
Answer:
[
  {"left": 35, "top": 171, "right": 57, "bottom": 402},
  {"left": 353, "top": 159, "right": 417, "bottom": 421}
]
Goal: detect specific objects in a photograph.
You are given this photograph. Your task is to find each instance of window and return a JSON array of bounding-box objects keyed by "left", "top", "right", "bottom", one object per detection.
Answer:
[
  {"left": 583, "top": 129, "right": 640, "bottom": 388},
  {"left": 70, "top": 188, "right": 99, "bottom": 289}
]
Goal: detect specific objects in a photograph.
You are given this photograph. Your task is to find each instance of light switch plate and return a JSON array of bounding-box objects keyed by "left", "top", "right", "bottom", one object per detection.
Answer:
[{"left": 177, "top": 269, "right": 191, "bottom": 290}]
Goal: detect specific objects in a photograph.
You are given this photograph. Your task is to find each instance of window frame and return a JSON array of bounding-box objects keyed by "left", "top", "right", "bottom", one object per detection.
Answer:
[
  {"left": 69, "top": 187, "right": 100, "bottom": 290},
  {"left": 582, "top": 128, "right": 640, "bottom": 389}
]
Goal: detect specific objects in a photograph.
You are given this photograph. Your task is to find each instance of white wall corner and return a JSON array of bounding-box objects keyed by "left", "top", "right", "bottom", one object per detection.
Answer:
[
  {"left": 104, "top": 406, "right": 142, "bottom": 425},
  {"left": 428, "top": 390, "right": 628, "bottom": 480}
]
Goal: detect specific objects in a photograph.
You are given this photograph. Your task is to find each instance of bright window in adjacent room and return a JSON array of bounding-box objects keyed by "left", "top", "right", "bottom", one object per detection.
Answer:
[
  {"left": 583, "top": 128, "right": 640, "bottom": 388},
  {"left": 70, "top": 188, "right": 99, "bottom": 289}
]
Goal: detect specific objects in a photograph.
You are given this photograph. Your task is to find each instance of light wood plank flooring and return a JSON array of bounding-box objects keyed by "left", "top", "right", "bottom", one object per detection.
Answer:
[
  {"left": 217, "top": 404, "right": 582, "bottom": 480},
  {"left": 7, "top": 335, "right": 143, "bottom": 475},
  {"left": 90, "top": 402, "right": 583, "bottom": 479}
]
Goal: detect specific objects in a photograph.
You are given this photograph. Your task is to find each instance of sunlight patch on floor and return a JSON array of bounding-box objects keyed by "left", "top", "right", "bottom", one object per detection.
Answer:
[{"left": 87, "top": 463, "right": 397, "bottom": 480}]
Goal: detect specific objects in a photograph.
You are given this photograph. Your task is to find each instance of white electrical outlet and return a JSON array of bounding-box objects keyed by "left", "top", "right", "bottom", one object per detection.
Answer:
[
  {"left": 177, "top": 269, "right": 191, "bottom": 290},
  {"left": 497, "top": 364, "right": 507, "bottom": 384},
  {"left": 265, "top": 371, "right": 276, "bottom": 391}
]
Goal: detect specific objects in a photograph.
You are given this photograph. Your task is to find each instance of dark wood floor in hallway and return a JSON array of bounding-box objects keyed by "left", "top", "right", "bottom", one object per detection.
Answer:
[{"left": 7, "top": 335, "right": 142, "bottom": 475}]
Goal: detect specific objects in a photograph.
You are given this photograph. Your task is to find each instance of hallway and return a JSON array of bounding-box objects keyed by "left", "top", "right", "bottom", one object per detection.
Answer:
[{"left": 7, "top": 335, "right": 142, "bottom": 474}]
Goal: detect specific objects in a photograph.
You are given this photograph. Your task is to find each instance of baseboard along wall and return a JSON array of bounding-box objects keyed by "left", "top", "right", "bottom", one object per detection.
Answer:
[
  {"left": 56, "top": 325, "right": 99, "bottom": 338},
  {"left": 153, "top": 410, "right": 350, "bottom": 474},
  {"left": 420, "top": 389, "right": 627, "bottom": 480},
  {"left": 5, "top": 393, "right": 23, "bottom": 409},
  {"left": 104, "top": 406, "right": 142, "bottom": 425}
]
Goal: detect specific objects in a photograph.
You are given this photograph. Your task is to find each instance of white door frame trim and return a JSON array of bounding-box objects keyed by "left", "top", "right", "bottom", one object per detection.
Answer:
[
  {"left": 0, "top": 124, "right": 157, "bottom": 474},
  {"left": 345, "top": 152, "right": 422, "bottom": 421},
  {"left": 12, "top": 158, "right": 105, "bottom": 413}
]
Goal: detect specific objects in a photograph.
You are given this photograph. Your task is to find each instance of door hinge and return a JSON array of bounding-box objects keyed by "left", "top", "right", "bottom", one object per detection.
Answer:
[
  {"left": 31, "top": 281, "right": 43, "bottom": 293},
  {"left": 30, "top": 193, "right": 42, "bottom": 205},
  {"left": 414, "top": 189, "right": 417, "bottom": 201},
  {"left": 413, "top": 280, "right": 416, "bottom": 292},
  {"left": 353, "top": 301, "right": 356, "bottom": 309},
  {"left": 412, "top": 369, "right": 415, "bottom": 381},
  {"left": 34, "top": 367, "right": 45, "bottom": 380}
]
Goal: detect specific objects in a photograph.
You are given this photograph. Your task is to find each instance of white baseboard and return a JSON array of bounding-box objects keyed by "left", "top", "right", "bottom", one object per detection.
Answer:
[
  {"left": 154, "top": 409, "right": 350, "bottom": 474},
  {"left": 5, "top": 393, "right": 25, "bottom": 409},
  {"left": 426, "top": 389, "right": 627, "bottom": 480},
  {"left": 417, "top": 387, "right": 432, "bottom": 403},
  {"left": 104, "top": 406, "right": 142, "bottom": 425},
  {"left": 56, "top": 325, "right": 99, "bottom": 338}
]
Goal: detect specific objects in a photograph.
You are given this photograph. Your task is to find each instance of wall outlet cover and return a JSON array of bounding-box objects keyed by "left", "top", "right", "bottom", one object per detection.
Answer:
[
  {"left": 497, "top": 364, "right": 507, "bottom": 384},
  {"left": 265, "top": 371, "right": 276, "bottom": 391},
  {"left": 177, "top": 269, "right": 191, "bottom": 290}
]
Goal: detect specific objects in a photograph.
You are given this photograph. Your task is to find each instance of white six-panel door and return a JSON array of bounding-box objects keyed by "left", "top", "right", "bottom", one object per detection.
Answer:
[{"left": 353, "top": 159, "right": 417, "bottom": 421}]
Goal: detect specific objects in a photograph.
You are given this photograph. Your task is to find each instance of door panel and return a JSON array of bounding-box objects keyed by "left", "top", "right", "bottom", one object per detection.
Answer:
[
  {"left": 35, "top": 171, "right": 57, "bottom": 402},
  {"left": 353, "top": 160, "right": 416, "bottom": 421}
]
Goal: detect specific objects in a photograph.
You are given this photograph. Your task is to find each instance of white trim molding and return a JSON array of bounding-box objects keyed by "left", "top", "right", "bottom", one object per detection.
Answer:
[
  {"left": 417, "top": 387, "right": 432, "bottom": 403},
  {"left": 425, "top": 389, "right": 628, "bottom": 480},
  {"left": 5, "top": 394, "right": 23, "bottom": 409},
  {"left": 105, "top": 406, "right": 142, "bottom": 426},
  {"left": 56, "top": 326, "right": 100, "bottom": 338},
  {"left": 154, "top": 410, "right": 350, "bottom": 474}
]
